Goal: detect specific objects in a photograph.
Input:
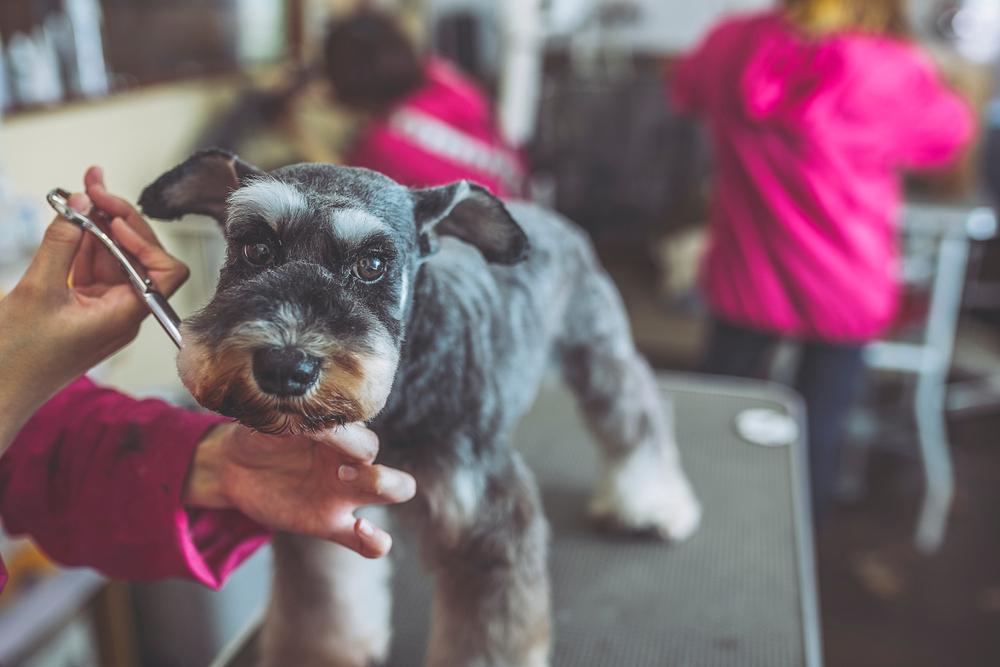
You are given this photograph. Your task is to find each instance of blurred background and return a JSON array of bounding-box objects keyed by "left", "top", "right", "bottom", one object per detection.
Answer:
[{"left": 2, "top": 0, "right": 1000, "bottom": 665}]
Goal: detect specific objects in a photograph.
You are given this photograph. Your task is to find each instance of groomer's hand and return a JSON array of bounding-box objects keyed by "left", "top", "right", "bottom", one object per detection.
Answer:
[
  {"left": 0, "top": 169, "right": 188, "bottom": 451},
  {"left": 76, "top": 166, "right": 186, "bottom": 300},
  {"left": 186, "top": 423, "right": 416, "bottom": 558}
]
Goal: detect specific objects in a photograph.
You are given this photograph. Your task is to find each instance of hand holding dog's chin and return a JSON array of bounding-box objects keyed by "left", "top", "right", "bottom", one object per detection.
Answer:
[{"left": 184, "top": 422, "right": 416, "bottom": 558}]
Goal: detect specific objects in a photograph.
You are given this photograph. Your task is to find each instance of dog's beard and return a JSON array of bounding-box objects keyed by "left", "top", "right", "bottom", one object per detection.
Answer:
[
  {"left": 177, "top": 327, "right": 398, "bottom": 434},
  {"left": 212, "top": 373, "right": 365, "bottom": 435}
]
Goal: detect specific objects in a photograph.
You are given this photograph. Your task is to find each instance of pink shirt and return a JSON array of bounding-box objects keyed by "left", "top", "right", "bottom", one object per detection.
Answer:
[
  {"left": 0, "top": 378, "right": 269, "bottom": 593},
  {"left": 673, "top": 12, "right": 975, "bottom": 342},
  {"left": 346, "top": 58, "right": 525, "bottom": 197}
]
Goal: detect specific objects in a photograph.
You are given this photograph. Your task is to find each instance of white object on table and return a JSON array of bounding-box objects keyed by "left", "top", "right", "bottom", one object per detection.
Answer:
[{"left": 735, "top": 408, "right": 799, "bottom": 448}]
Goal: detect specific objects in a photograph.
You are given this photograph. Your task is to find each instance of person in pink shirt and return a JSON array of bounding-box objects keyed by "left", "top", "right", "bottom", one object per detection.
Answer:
[
  {"left": 324, "top": 8, "right": 525, "bottom": 198},
  {"left": 0, "top": 168, "right": 417, "bottom": 592},
  {"left": 672, "top": 0, "right": 974, "bottom": 515}
]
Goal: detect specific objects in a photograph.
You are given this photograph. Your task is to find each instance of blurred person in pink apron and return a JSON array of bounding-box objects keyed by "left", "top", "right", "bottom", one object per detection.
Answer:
[
  {"left": 672, "top": 0, "right": 974, "bottom": 515},
  {"left": 324, "top": 8, "right": 526, "bottom": 198}
]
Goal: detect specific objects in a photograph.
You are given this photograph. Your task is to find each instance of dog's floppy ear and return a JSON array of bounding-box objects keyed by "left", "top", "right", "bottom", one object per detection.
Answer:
[
  {"left": 411, "top": 181, "right": 529, "bottom": 265},
  {"left": 139, "top": 149, "right": 263, "bottom": 224}
]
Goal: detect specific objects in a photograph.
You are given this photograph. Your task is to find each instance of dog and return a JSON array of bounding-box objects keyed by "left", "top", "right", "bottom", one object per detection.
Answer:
[{"left": 140, "top": 149, "right": 701, "bottom": 667}]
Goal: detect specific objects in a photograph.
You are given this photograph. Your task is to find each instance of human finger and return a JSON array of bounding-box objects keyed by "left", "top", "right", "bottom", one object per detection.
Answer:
[
  {"left": 110, "top": 217, "right": 189, "bottom": 295},
  {"left": 314, "top": 512, "right": 392, "bottom": 558},
  {"left": 336, "top": 463, "right": 417, "bottom": 505},
  {"left": 85, "top": 166, "right": 159, "bottom": 243},
  {"left": 24, "top": 193, "right": 91, "bottom": 286},
  {"left": 353, "top": 517, "right": 393, "bottom": 558},
  {"left": 307, "top": 423, "right": 380, "bottom": 464},
  {"left": 70, "top": 231, "right": 97, "bottom": 286}
]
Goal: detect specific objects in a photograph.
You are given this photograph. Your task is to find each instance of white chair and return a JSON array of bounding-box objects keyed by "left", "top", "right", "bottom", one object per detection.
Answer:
[{"left": 864, "top": 203, "right": 996, "bottom": 552}]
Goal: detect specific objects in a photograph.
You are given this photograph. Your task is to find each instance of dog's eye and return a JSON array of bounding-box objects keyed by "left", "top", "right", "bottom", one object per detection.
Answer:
[
  {"left": 243, "top": 242, "right": 274, "bottom": 267},
  {"left": 354, "top": 255, "right": 386, "bottom": 283}
]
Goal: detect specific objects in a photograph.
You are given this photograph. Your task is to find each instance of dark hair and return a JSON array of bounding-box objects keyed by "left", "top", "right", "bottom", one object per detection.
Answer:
[
  {"left": 323, "top": 9, "right": 425, "bottom": 112},
  {"left": 783, "top": 0, "right": 910, "bottom": 37}
]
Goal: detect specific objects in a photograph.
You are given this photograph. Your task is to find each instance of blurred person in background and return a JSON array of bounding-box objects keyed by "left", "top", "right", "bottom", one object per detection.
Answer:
[
  {"left": 0, "top": 168, "right": 415, "bottom": 592},
  {"left": 323, "top": 8, "right": 526, "bottom": 197},
  {"left": 671, "top": 0, "right": 974, "bottom": 517}
]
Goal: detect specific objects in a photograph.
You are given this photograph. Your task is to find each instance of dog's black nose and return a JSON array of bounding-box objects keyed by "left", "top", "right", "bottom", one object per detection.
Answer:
[{"left": 252, "top": 347, "right": 322, "bottom": 397}]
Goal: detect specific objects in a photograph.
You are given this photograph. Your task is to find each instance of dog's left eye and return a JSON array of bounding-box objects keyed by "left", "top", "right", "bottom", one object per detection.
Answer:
[
  {"left": 354, "top": 255, "right": 386, "bottom": 283},
  {"left": 243, "top": 242, "right": 274, "bottom": 267}
]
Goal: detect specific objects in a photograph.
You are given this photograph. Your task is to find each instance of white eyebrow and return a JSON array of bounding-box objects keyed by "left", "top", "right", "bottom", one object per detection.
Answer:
[
  {"left": 332, "top": 208, "right": 387, "bottom": 244},
  {"left": 227, "top": 179, "right": 308, "bottom": 228}
]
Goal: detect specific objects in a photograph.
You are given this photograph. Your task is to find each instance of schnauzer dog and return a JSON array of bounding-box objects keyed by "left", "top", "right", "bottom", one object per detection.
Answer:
[{"left": 140, "top": 150, "right": 701, "bottom": 667}]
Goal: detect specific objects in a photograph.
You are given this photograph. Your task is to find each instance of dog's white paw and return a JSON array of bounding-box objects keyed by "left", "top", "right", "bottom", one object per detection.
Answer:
[
  {"left": 259, "top": 538, "right": 392, "bottom": 667},
  {"left": 258, "top": 640, "right": 387, "bottom": 667},
  {"left": 589, "top": 443, "right": 702, "bottom": 541}
]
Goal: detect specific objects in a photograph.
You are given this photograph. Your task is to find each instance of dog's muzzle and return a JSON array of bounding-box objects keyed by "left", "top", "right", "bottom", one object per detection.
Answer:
[
  {"left": 176, "top": 299, "right": 401, "bottom": 433},
  {"left": 252, "top": 346, "right": 322, "bottom": 397}
]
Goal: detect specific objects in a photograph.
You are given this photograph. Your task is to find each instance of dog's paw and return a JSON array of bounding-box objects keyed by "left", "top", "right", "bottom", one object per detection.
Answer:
[
  {"left": 257, "top": 648, "right": 382, "bottom": 667},
  {"left": 258, "top": 628, "right": 390, "bottom": 667},
  {"left": 589, "top": 444, "right": 702, "bottom": 542}
]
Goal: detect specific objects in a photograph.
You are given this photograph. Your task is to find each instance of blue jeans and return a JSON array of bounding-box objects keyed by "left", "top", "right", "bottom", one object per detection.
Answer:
[{"left": 701, "top": 318, "right": 866, "bottom": 520}]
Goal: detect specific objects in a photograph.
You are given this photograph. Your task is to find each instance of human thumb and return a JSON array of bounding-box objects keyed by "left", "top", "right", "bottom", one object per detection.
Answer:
[{"left": 25, "top": 193, "right": 91, "bottom": 285}]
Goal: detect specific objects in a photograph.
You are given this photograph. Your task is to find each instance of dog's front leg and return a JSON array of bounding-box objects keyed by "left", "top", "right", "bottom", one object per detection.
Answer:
[
  {"left": 259, "top": 525, "right": 392, "bottom": 667},
  {"left": 408, "top": 449, "right": 551, "bottom": 667}
]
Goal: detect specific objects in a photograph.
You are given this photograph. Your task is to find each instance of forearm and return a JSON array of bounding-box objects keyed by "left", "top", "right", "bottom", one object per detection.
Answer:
[
  {"left": 0, "top": 379, "right": 268, "bottom": 586},
  {"left": 0, "top": 291, "right": 103, "bottom": 452},
  {"left": 0, "top": 387, "right": 37, "bottom": 457},
  {"left": 0, "top": 338, "right": 66, "bottom": 455},
  {"left": 183, "top": 423, "right": 232, "bottom": 509}
]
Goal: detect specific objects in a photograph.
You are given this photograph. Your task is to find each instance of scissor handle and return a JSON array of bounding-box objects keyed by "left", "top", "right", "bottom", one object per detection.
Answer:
[
  {"left": 46, "top": 188, "right": 183, "bottom": 348},
  {"left": 47, "top": 188, "right": 151, "bottom": 294}
]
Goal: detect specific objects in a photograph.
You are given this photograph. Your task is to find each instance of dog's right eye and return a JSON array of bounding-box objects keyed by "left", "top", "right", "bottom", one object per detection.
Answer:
[{"left": 243, "top": 242, "right": 274, "bottom": 267}]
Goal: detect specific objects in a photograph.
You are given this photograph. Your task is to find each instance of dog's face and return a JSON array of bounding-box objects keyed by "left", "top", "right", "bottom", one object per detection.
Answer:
[{"left": 140, "top": 150, "right": 528, "bottom": 434}]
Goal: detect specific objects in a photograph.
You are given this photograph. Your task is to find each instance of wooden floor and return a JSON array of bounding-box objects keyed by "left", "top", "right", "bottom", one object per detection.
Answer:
[
  {"left": 817, "top": 414, "right": 1000, "bottom": 667},
  {"left": 605, "top": 249, "right": 1000, "bottom": 667}
]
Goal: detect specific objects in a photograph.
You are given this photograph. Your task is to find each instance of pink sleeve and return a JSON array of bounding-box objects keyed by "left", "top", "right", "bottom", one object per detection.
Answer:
[
  {"left": 670, "top": 21, "right": 734, "bottom": 114},
  {"left": 671, "top": 47, "right": 707, "bottom": 113},
  {"left": 0, "top": 378, "right": 270, "bottom": 589},
  {"left": 894, "top": 52, "right": 976, "bottom": 169}
]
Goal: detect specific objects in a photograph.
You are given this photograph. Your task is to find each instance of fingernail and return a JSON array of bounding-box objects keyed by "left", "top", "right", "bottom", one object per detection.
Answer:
[
  {"left": 338, "top": 465, "right": 359, "bottom": 482},
  {"left": 68, "top": 193, "right": 91, "bottom": 213},
  {"left": 377, "top": 471, "right": 403, "bottom": 496},
  {"left": 357, "top": 518, "right": 374, "bottom": 536}
]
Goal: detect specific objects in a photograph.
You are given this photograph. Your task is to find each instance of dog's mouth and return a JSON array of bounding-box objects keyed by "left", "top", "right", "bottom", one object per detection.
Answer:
[
  {"left": 177, "top": 344, "right": 370, "bottom": 434},
  {"left": 213, "top": 384, "right": 366, "bottom": 435},
  {"left": 177, "top": 321, "right": 399, "bottom": 435},
  {"left": 277, "top": 403, "right": 313, "bottom": 415},
  {"left": 274, "top": 402, "right": 348, "bottom": 427},
  {"left": 187, "top": 365, "right": 384, "bottom": 435},
  {"left": 253, "top": 410, "right": 351, "bottom": 434}
]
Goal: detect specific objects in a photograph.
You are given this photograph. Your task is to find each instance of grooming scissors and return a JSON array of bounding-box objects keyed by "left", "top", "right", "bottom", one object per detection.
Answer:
[{"left": 46, "top": 188, "right": 183, "bottom": 348}]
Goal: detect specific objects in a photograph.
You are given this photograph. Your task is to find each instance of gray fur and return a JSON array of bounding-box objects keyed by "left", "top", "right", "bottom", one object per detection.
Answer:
[{"left": 141, "top": 154, "right": 701, "bottom": 667}]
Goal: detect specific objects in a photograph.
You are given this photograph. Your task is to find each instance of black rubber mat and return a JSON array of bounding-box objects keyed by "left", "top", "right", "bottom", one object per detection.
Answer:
[{"left": 216, "top": 375, "right": 821, "bottom": 667}]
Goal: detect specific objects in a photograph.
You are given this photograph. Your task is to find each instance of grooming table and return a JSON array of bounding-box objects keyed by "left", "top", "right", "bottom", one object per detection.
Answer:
[{"left": 212, "top": 374, "right": 822, "bottom": 667}]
